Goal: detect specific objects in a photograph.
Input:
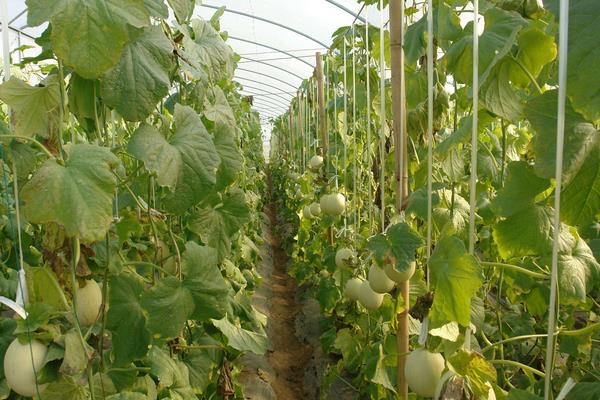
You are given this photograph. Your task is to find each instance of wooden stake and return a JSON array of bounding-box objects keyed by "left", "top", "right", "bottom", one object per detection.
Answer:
[{"left": 390, "top": 0, "right": 410, "bottom": 397}]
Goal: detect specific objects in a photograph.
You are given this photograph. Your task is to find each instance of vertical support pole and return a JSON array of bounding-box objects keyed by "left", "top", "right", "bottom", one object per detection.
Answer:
[
  {"left": 288, "top": 106, "right": 294, "bottom": 164},
  {"left": 316, "top": 52, "right": 328, "bottom": 178},
  {"left": 390, "top": 0, "right": 409, "bottom": 397},
  {"left": 298, "top": 91, "right": 305, "bottom": 172}
]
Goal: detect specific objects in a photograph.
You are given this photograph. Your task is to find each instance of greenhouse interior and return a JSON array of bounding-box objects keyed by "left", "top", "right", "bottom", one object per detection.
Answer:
[{"left": 0, "top": 0, "right": 598, "bottom": 399}]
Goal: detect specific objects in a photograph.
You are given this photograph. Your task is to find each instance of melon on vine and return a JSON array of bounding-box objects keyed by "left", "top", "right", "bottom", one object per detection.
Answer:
[
  {"left": 368, "top": 265, "right": 395, "bottom": 293},
  {"left": 320, "top": 193, "right": 346, "bottom": 216},
  {"left": 302, "top": 205, "right": 313, "bottom": 219},
  {"left": 358, "top": 280, "right": 384, "bottom": 310},
  {"left": 309, "top": 155, "right": 323, "bottom": 170},
  {"left": 384, "top": 261, "right": 416, "bottom": 283},
  {"left": 405, "top": 348, "right": 445, "bottom": 398},
  {"left": 335, "top": 248, "right": 355, "bottom": 268},
  {"left": 75, "top": 279, "right": 103, "bottom": 326},
  {"left": 309, "top": 202, "right": 321, "bottom": 217},
  {"left": 344, "top": 277, "right": 363, "bottom": 301},
  {"left": 4, "top": 338, "right": 48, "bottom": 397}
]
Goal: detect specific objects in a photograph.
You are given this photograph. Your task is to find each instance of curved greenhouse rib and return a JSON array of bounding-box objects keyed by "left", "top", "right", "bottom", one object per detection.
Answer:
[
  {"left": 228, "top": 36, "right": 315, "bottom": 68},
  {"left": 235, "top": 76, "right": 295, "bottom": 97},
  {"left": 324, "top": 0, "right": 366, "bottom": 23},
  {"left": 239, "top": 56, "right": 305, "bottom": 81},
  {"left": 236, "top": 67, "right": 298, "bottom": 90},
  {"left": 201, "top": 4, "right": 329, "bottom": 48},
  {"left": 238, "top": 85, "right": 291, "bottom": 105},
  {"left": 248, "top": 94, "right": 290, "bottom": 109}
]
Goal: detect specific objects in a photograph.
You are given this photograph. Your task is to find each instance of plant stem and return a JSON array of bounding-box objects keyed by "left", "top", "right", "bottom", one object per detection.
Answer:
[
  {"left": 0, "top": 135, "right": 55, "bottom": 159},
  {"left": 489, "top": 359, "right": 546, "bottom": 378},
  {"left": 481, "top": 261, "right": 549, "bottom": 280},
  {"left": 510, "top": 56, "right": 544, "bottom": 94}
]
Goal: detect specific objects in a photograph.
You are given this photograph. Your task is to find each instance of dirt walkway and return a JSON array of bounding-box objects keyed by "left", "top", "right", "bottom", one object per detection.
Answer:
[{"left": 263, "top": 174, "right": 313, "bottom": 399}]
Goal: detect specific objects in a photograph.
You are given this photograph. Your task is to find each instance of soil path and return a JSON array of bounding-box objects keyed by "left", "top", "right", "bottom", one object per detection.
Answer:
[{"left": 263, "top": 173, "right": 313, "bottom": 399}]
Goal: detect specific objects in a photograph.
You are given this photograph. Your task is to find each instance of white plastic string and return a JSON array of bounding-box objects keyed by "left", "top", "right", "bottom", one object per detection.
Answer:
[
  {"left": 352, "top": 26, "right": 359, "bottom": 231},
  {"left": 365, "top": 8, "right": 374, "bottom": 233},
  {"left": 379, "top": 0, "right": 386, "bottom": 233},
  {"left": 426, "top": 0, "right": 434, "bottom": 288},
  {"left": 343, "top": 39, "right": 348, "bottom": 233},
  {"left": 545, "top": 1, "right": 569, "bottom": 398},
  {"left": 331, "top": 57, "right": 340, "bottom": 189},
  {"left": 468, "top": 0, "right": 479, "bottom": 255}
]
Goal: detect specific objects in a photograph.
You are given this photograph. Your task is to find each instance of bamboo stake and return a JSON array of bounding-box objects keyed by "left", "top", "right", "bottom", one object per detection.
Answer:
[
  {"left": 316, "top": 52, "right": 328, "bottom": 178},
  {"left": 390, "top": 0, "right": 409, "bottom": 397}
]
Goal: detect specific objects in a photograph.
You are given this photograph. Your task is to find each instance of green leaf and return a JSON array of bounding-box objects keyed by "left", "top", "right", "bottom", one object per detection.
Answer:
[
  {"left": 567, "top": 382, "right": 600, "bottom": 400},
  {"left": 552, "top": 237, "right": 600, "bottom": 304},
  {"left": 429, "top": 236, "right": 483, "bottom": 328},
  {"left": 143, "top": 0, "right": 168, "bottom": 18},
  {"left": 480, "top": 58, "right": 524, "bottom": 122},
  {"left": 507, "top": 389, "right": 542, "bottom": 400},
  {"left": 146, "top": 347, "right": 195, "bottom": 398},
  {"left": 508, "top": 27, "right": 557, "bottom": 88},
  {"left": 60, "top": 329, "right": 94, "bottom": 376},
  {"left": 181, "top": 19, "right": 234, "bottom": 81},
  {"left": 549, "top": 0, "right": 600, "bottom": 121},
  {"left": 436, "top": 111, "right": 495, "bottom": 155},
  {"left": 21, "top": 144, "right": 121, "bottom": 243},
  {"left": 449, "top": 350, "right": 497, "bottom": 398},
  {"left": 525, "top": 90, "right": 598, "bottom": 183},
  {"left": 141, "top": 277, "right": 195, "bottom": 339},
  {"left": 213, "top": 122, "right": 243, "bottom": 189},
  {"left": 107, "top": 272, "right": 151, "bottom": 366},
  {"left": 166, "top": 0, "right": 195, "bottom": 23},
  {"left": 446, "top": 7, "right": 527, "bottom": 85},
  {"left": 365, "top": 343, "right": 396, "bottom": 392},
  {"left": 366, "top": 223, "right": 423, "bottom": 273},
  {"left": 40, "top": 377, "right": 90, "bottom": 400},
  {"left": 25, "top": 0, "right": 68, "bottom": 26},
  {"left": 0, "top": 75, "right": 60, "bottom": 138},
  {"left": 128, "top": 104, "right": 220, "bottom": 212},
  {"left": 25, "top": 266, "right": 69, "bottom": 311},
  {"left": 562, "top": 144, "right": 600, "bottom": 227},
  {"left": 211, "top": 316, "right": 269, "bottom": 354},
  {"left": 50, "top": 0, "right": 150, "bottom": 79},
  {"left": 203, "top": 86, "right": 236, "bottom": 128},
  {"left": 101, "top": 26, "right": 174, "bottom": 121},
  {"left": 491, "top": 161, "right": 551, "bottom": 217},
  {"left": 188, "top": 189, "right": 251, "bottom": 261},
  {"left": 493, "top": 205, "right": 576, "bottom": 259},
  {"left": 181, "top": 242, "right": 232, "bottom": 320},
  {"left": 182, "top": 337, "right": 222, "bottom": 392}
]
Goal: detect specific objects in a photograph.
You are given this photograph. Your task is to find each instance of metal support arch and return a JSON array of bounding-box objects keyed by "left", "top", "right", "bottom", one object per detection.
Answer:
[
  {"left": 228, "top": 36, "right": 314, "bottom": 68},
  {"left": 236, "top": 67, "right": 298, "bottom": 90},
  {"left": 201, "top": 4, "right": 329, "bottom": 48}
]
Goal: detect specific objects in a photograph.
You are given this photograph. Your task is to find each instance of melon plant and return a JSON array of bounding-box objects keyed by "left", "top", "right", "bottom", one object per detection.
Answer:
[
  {"left": 358, "top": 280, "right": 384, "bottom": 310},
  {"left": 309, "top": 155, "right": 323, "bottom": 170},
  {"left": 75, "top": 279, "right": 103, "bottom": 326},
  {"left": 384, "top": 261, "right": 416, "bottom": 283},
  {"left": 303, "top": 205, "right": 313, "bottom": 219},
  {"left": 344, "top": 277, "right": 364, "bottom": 301},
  {"left": 368, "top": 265, "right": 395, "bottom": 293},
  {"left": 309, "top": 202, "right": 321, "bottom": 217}
]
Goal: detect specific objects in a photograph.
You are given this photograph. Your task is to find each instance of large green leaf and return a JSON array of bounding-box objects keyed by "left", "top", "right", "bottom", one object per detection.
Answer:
[
  {"left": 525, "top": 90, "right": 598, "bottom": 183},
  {"left": 181, "top": 242, "right": 232, "bottom": 320},
  {"left": 553, "top": 237, "right": 600, "bottom": 304},
  {"left": 25, "top": 266, "right": 69, "bottom": 312},
  {"left": 547, "top": 0, "right": 600, "bottom": 121},
  {"left": 107, "top": 272, "right": 151, "bottom": 366},
  {"left": 128, "top": 104, "right": 220, "bottom": 212},
  {"left": 166, "top": 0, "right": 195, "bottom": 23},
  {"left": 491, "top": 161, "right": 550, "bottom": 218},
  {"left": 141, "top": 277, "right": 195, "bottom": 339},
  {"left": 213, "top": 122, "right": 243, "bottom": 189},
  {"left": 0, "top": 75, "right": 60, "bottom": 138},
  {"left": 101, "top": 26, "right": 174, "bottom": 121},
  {"left": 40, "top": 377, "right": 90, "bottom": 400},
  {"left": 211, "top": 316, "right": 269, "bottom": 354},
  {"left": 143, "top": 0, "right": 168, "bottom": 18},
  {"left": 566, "top": 382, "right": 600, "bottom": 400},
  {"left": 493, "top": 205, "right": 576, "bottom": 259},
  {"left": 429, "top": 236, "right": 483, "bottom": 328},
  {"left": 446, "top": 7, "right": 527, "bottom": 85},
  {"left": 21, "top": 144, "right": 121, "bottom": 243},
  {"left": 366, "top": 223, "right": 423, "bottom": 273},
  {"left": 60, "top": 329, "right": 94, "bottom": 376},
  {"left": 49, "top": 0, "right": 150, "bottom": 78},
  {"left": 188, "top": 189, "right": 251, "bottom": 260},
  {"left": 203, "top": 86, "right": 236, "bottom": 129},
  {"left": 182, "top": 336, "right": 222, "bottom": 392},
  {"left": 181, "top": 19, "right": 234, "bottom": 81},
  {"left": 561, "top": 144, "right": 600, "bottom": 227},
  {"left": 146, "top": 347, "right": 195, "bottom": 399},
  {"left": 436, "top": 111, "right": 495, "bottom": 155},
  {"left": 508, "top": 27, "right": 557, "bottom": 88},
  {"left": 480, "top": 57, "right": 523, "bottom": 122}
]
